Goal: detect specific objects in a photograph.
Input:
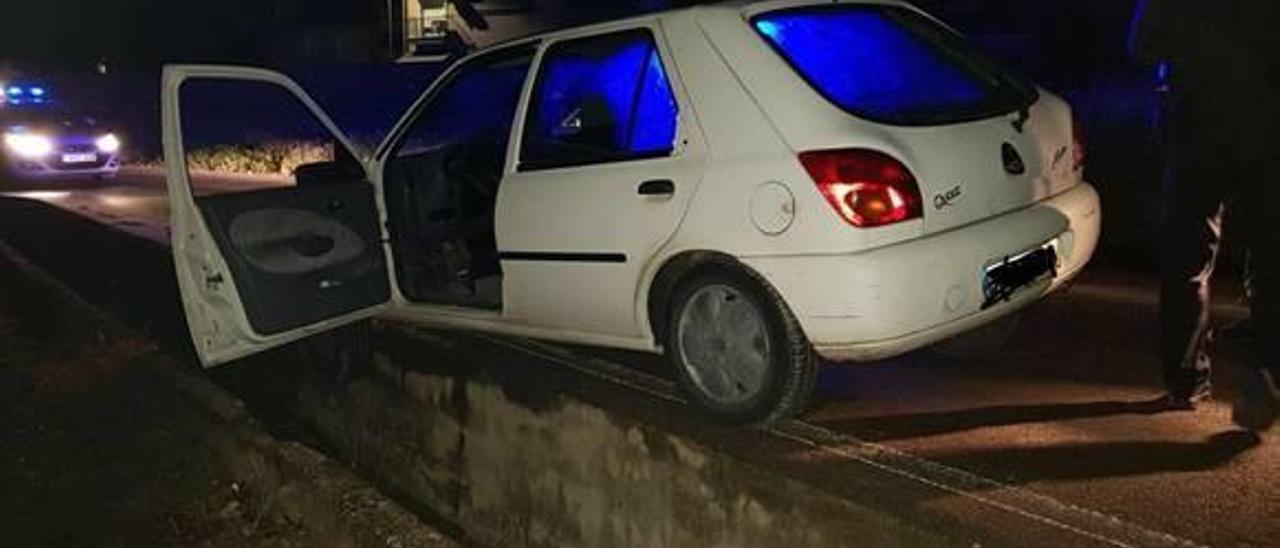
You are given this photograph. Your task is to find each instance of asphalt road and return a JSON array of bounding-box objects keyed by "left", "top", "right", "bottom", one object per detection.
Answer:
[
  {"left": 2, "top": 170, "right": 1275, "bottom": 547},
  {"left": 0, "top": 167, "right": 286, "bottom": 243}
]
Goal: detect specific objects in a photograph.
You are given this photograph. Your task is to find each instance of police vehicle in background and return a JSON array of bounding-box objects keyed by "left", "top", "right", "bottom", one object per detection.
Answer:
[{"left": 1, "top": 83, "right": 121, "bottom": 181}]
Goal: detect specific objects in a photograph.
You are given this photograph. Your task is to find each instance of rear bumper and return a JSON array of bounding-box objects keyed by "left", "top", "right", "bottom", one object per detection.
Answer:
[{"left": 741, "top": 182, "right": 1101, "bottom": 362}]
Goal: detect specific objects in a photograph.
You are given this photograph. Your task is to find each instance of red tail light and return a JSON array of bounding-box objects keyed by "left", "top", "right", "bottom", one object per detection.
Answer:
[
  {"left": 1071, "top": 114, "right": 1086, "bottom": 172},
  {"left": 798, "top": 149, "right": 923, "bottom": 228}
]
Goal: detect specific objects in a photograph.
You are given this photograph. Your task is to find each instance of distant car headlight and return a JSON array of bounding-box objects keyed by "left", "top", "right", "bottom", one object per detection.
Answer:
[
  {"left": 95, "top": 133, "right": 121, "bottom": 154},
  {"left": 3, "top": 132, "right": 54, "bottom": 158}
]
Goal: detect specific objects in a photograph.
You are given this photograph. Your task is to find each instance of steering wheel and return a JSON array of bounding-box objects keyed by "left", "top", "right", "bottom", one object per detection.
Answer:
[{"left": 442, "top": 136, "right": 503, "bottom": 203}]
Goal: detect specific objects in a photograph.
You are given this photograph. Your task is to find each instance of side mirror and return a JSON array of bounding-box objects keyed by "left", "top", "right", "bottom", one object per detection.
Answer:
[
  {"left": 295, "top": 140, "right": 363, "bottom": 185},
  {"left": 294, "top": 160, "right": 363, "bottom": 186}
]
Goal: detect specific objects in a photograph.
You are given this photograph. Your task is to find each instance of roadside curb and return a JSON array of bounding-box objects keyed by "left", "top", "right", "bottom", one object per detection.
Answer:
[{"left": 0, "top": 237, "right": 460, "bottom": 548}]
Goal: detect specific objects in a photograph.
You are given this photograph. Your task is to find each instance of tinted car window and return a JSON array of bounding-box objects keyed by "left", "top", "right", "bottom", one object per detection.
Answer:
[
  {"left": 394, "top": 47, "right": 535, "bottom": 159},
  {"left": 754, "top": 6, "right": 1037, "bottom": 126},
  {"left": 519, "top": 29, "right": 679, "bottom": 171}
]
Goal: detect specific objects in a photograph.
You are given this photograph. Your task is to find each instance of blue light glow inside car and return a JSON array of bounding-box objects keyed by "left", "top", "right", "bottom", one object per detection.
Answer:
[
  {"left": 29, "top": 87, "right": 45, "bottom": 97},
  {"left": 6, "top": 86, "right": 23, "bottom": 97},
  {"left": 629, "top": 50, "right": 678, "bottom": 153},
  {"left": 536, "top": 44, "right": 648, "bottom": 150},
  {"left": 533, "top": 35, "right": 677, "bottom": 155},
  {"left": 754, "top": 9, "right": 988, "bottom": 121}
]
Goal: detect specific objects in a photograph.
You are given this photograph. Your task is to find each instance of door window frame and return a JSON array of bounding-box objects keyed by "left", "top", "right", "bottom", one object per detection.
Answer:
[
  {"left": 175, "top": 75, "right": 368, "bottom": 195},
  {"left": 171, "top": 68, "right": 370, "bottom": 201}
]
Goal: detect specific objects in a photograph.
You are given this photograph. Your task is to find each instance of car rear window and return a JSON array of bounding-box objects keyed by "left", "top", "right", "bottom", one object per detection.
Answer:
[{"left": 752, "top": 5, "right": 1037, "bottom": 126}]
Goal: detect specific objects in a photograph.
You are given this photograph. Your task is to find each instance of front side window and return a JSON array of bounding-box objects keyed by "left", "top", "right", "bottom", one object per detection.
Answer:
[
  {"left": 519, "top": 29, "right": 679, "bottom": 171},
  {"left": 393, "top": 46, "right": 535, "bottom": 159}
]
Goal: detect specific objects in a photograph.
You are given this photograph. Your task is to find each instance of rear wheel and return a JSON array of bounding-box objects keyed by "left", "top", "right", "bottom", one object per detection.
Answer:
[{"left": 666, "top": 266, "right": 818, "bottom": 424}]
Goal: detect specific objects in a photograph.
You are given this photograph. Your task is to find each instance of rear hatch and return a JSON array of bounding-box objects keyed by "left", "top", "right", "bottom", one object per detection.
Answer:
[{"left": 751, "top": 3, "right": 1083, "bottom": 235}]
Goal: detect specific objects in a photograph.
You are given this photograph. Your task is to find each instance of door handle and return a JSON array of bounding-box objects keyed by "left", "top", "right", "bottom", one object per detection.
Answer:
[{"left": 638, "top": 179, "right": 675, "bottom": 196}]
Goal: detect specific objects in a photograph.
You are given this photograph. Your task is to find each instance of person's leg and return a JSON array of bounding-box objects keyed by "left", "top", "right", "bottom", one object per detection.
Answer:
[
  {"left": 1220, "top": 249, "right": 1255, "bottom": 339},
  {"left": 1233, "top": 143, "right": 1280, "bottom": 430},
  {"left": 1158, "top": 128, "right": 1224, "bottom": 405},
  {"left": 1252, "top": 238, "right": 1280, "bottom": 379},
  {"left": 1220, "top": 195, "right": 1255, "bottom": 339}
]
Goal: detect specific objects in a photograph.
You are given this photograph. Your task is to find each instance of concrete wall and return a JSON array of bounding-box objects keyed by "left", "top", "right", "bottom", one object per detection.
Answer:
[{"left": 292, "top": 327, "right": 958, "bottom": 548}]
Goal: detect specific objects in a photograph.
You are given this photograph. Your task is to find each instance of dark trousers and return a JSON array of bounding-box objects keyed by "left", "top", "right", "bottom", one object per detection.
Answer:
[{"left": 1160, "top": 99, "right": 1280, "bottom": 391}]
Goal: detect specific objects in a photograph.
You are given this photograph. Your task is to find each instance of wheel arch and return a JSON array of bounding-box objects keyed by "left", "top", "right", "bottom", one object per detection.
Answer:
[{"left": 645, "top": 250, "right": 785, "bottom": 349}]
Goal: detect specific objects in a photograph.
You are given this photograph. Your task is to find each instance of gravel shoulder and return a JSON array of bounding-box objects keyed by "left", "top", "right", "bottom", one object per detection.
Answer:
[{"left": 0, "top": 237, "right": 459, "bottom": 548}]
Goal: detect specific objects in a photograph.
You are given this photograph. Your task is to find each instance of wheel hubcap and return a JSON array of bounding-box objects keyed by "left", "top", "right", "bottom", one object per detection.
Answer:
[{"left": 676, "top": 284, "right": 770, "bottom": 407}]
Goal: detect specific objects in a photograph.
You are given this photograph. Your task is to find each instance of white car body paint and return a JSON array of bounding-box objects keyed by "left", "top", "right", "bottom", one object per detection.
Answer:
[{"left": 164, "top": 0, "right": 1100, "bottom": 368}]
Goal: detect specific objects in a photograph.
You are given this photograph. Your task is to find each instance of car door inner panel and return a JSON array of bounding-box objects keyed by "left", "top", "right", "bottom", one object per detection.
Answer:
[{"left": 197, "top": 182, "right": 390, "bottom": 335}]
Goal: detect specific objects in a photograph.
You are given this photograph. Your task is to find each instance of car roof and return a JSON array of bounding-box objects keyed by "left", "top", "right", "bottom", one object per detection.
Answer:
[
  {"left": 464, "top": 0, "right": 913, "bottom": 61},
  {"left": 693, "top": 0, "right": 912, "bottom": 17},
  {"left": 709, "top": 0, "right": 907, "bottom": 9},
  {"left": 376, "top": 0, "right": 922, "bottom": 158}
]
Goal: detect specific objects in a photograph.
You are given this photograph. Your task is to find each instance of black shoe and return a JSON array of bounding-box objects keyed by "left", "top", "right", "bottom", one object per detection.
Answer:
[
  {"left": 1233, "top": 367, "right": 1278, "bottom": 431},
  {"left": 1157, "top": 381, "right": 1212, "bottom": 410}
]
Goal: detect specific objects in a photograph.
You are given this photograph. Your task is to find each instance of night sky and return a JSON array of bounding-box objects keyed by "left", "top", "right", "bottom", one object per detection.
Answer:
[
  {"left": 0, "top": 0, "right": 381, "bottom": 73},
  {"left": 0, "top": 0, "right": 1139, "bottom": 85}
]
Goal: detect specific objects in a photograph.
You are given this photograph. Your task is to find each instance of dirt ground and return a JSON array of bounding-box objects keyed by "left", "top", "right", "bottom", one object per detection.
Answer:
[
  {"left": 0, "top": 247, "right": 320, "bottom": 548},
  {"left": 0, "top": 240, "right": 458, "bottom": 548}
]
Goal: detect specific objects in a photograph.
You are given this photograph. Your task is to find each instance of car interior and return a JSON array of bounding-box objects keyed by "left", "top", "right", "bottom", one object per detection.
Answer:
[
  {"left": 196, "top": 171, "right": 392, "bottom": 336},
  {"left": 383, "top": 131, "right": 506, "bottom": 309},
  {"left": 380, "top": 48, "right": 535, "bottom": 310}
]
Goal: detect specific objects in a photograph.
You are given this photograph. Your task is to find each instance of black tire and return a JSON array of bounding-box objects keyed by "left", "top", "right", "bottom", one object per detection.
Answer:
[
  {"left": 665, "top": 265, "right": 819, "bottom": 425},
  {"left": 930, "top": 313, "right": 1021, "bottom": 361}
]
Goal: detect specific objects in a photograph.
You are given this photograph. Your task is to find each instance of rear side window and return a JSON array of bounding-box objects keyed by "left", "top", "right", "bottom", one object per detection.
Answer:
[
  {"left": 519, "top": 29, "right": 679, "bottom": 171},
  {"left": 753, "top": 6, "right": 1037, "bottom": 126}
]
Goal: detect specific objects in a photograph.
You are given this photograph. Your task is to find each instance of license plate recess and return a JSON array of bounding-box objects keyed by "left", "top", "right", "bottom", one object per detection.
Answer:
[{"left": 981, "top": 245, "right": 1058, "bottom": 310}]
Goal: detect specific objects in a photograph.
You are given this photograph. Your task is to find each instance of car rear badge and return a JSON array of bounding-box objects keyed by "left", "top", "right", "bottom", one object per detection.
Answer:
[
  {"left": 1002, "top": 143, "right": 1026, "bottom": 175},
  {"left": 933, "top": 185, "right": 962, "bottom": 210}
]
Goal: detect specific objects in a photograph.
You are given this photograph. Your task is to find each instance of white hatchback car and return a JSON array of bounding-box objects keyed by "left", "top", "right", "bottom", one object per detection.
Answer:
[{"left": 164, "top": 0, "right": 1100, "bottom": 423}]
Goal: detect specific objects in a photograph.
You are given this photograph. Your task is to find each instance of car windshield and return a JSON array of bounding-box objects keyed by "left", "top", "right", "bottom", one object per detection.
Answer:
[
  {"left": 0, "top": 104, "right": 101, "bottom": 131},
  {"left": 752, "top": 5, "right": 1038, "bottom": 126}
]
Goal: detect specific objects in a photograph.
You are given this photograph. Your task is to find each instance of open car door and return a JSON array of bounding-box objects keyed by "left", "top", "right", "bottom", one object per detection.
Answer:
[{"left": 162, "top": 65, "right": 391, "bottom": 367}]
